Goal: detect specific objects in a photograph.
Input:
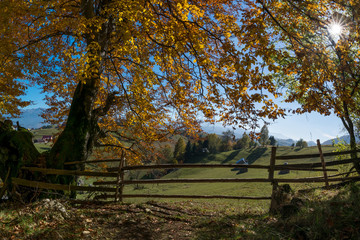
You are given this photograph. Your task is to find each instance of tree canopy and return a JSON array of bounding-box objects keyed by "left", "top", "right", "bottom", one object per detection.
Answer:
[
  {"left": 1, "top": 0, "right": 287, "bottom": 164},
  {"left": 2, "top": 0, "right": 360, "bottom": 166},
  {"left": 255, "top": 0, "right": 360, "bottom": 170},
  {"left": 296, "top": 138, "right": 308, "bottom": 149}
]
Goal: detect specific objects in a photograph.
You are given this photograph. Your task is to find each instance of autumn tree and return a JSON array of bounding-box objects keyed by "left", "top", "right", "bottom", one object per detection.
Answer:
[
  {"left": 173, "top": 137, "right": 186, "bottom": 163},
  {"left": 160, "top": 144, "right": 173, "bottom": 164},
  {"left": 0, "top": 0, "right": 288, "bottom": 199},
  {"left": 235, "top": 132, "right": 251, "bottom": 150},
  {"left": 296, "top": 139, "right": 308, "bottom": 149},
  {"left": 207, "top": 134, "right": 221, "bottom": 153},
  {"left": 220, "top": 140, "right": 234, "bottom": 152},
  {"left": 0, "top": 1, "right": 31, "bottom": 118},
  {"left": 255, "top": 0, "right": 360, "bottom": 172},
  {"left": 219, "top": 130, "right": 234, "bottom": 151}
]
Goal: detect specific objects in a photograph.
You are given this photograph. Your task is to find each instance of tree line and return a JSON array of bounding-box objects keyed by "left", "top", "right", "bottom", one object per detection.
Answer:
[
  {"left": 158, "top": 125, "right": 311, "bottom": 165},
  {"left": 158, "top": 125, "right": 275, "bottom": 164}
]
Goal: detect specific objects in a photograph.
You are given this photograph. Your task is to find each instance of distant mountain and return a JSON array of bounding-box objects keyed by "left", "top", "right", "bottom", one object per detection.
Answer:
[
  {"left": 274, "top": 138, "right": 316, "bottom": 147},
  {"left": 270, "top": 132, "right": 291, "bottom": 139},
  {"left": 275, "top": 138, "right": 295, "bottom": 146},
  {"left": 322, "top": 135, "right": 360, "bottom": 145},
  {"left": 11, "top": 108, "right": 45, "bottom": 129},
  {"left": 201, "top": 124, "right": 245, "bottom": 138},
  {"left": 307, "top": 141, "right": 317, "bottom": 147}
]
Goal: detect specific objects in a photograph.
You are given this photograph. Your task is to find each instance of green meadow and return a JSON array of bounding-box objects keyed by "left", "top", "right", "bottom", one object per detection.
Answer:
[
  {"left": 30, "top": 129, "right": 353, "bottom": 212},
  {"left": 97, "top": 145, "right": 352, "bottom": 210}
]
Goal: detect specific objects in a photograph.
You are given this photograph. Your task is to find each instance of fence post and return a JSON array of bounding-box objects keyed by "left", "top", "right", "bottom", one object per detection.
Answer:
[
  {"left": 115, "top": 152, "right": 125, "bottom": 202},
  {"left": 317, "top": 139, "right": 329, "bottom": 188},
  {"left": 269, "top": 147, "right": 278, "bottom": 213}
]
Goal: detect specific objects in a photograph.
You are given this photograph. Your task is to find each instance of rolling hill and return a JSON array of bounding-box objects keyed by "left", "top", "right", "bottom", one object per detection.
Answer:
[{"left": 120, "top": 145, "right": 345, "bottom": 208}]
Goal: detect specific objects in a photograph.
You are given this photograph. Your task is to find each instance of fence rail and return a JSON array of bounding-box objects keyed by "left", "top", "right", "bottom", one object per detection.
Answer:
[
  {"left": 275, "top": 148, "right": 360, "bottom": 160},
  {"left": 106, "top": 163, "right": 338, "bottom": 172},
  {"left": 11, "top": 140, "right": 360, "bottom": 211}
]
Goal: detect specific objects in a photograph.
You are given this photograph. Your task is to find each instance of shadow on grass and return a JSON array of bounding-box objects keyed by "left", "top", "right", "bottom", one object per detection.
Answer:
[
  {"left": 184, "top": 154, "right": 213, "bottom": 164},
  {"left": 222, "top": 150, "right": 241, "bottom": 164},
  {"left": 246, "top": 147, "right": 267, "bottom": 164}
]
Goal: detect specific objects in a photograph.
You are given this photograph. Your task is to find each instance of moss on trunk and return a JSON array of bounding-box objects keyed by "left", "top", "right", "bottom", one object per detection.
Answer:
[{"left": 0, "top": 120, "right": 41, "bottom": 200}]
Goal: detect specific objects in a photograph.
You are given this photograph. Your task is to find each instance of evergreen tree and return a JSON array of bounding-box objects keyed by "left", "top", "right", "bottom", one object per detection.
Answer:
[
  {"left": 192, "top": 140, "right": 205, "bottom": 155},
  {"left": 184, "top": 140, "right": 193, "bottom": 162},
  {"left": 259, "top": 125, "right": 270, "bottom": 146},
  {"left": 202, "top": 139, "right": 209, "bottom": 150},
  {"left": 269, "top": 136, "right": 277, "bottom": 146}
]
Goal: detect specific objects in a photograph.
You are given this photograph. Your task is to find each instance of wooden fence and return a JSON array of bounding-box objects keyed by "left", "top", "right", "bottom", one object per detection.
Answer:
[{"left": 11, "top": 140, "right": 360, "bottom": 209}]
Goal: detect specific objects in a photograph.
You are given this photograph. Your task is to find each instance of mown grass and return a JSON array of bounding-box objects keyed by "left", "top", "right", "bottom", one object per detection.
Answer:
[
  {"left": 31, "top": 127, "right": 59, "bottom": 153},
  {"left": 47, "top": 143, "right": 354, "bottom": 212},
  {"left": 120, "top": 145, "right": 348, "bottom": 209},
  {"left": 124, "top": 147, "right": 334, "bottom": 199},
  {"left": 30, "top": 127, "right": 59, "bottom": 140}
]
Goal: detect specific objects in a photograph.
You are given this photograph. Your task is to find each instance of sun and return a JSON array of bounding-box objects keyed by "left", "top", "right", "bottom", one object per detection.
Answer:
[
  {"left": 328, "top": 22, "right": 343, "bottom": 38},
  {"left": 326, "top": 13, "right": 348, "bottom": 43}
]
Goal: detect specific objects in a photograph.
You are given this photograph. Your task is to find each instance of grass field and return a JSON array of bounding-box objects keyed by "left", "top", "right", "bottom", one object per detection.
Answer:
[
  {"left": 31, "top": 127, "right": 59, "bottom": 139},
  {"left": 81, "top": 145, "right": 354, "bottom": 210},
  {"left": 31, "top": 127, "right": 59, "bottom": 152}
]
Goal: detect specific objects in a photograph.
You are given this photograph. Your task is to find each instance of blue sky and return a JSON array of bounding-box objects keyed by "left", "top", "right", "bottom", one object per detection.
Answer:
[
  {"left": 22, "top": 85, "right": 345, "bottom": 143},
  {"left": 21, "top": 86, "right": 345, "bottom": 142},
  {"left": 268, "top": 111, "right": 343, "bottom": 143},
  {"left": 22, "top": 86, "right": 48, "bottom": 109},
  {"left": 267, "top": 99, "right": 345, "bottom": 143},
  {"left": 202, "top": 112, "right": 343, "bottom": 143}
]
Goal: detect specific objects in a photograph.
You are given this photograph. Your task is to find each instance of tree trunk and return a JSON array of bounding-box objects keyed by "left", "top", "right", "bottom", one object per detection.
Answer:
[
  {"left": 47, "top": 0, "right": 112, "bottom": 188},
  {"left": 340, "top": 102, "right": 360, "bottom": 174},
  {"left": 344, "top": 119, "right": 359, "bottom": 173},
  {"left": 47, "top": 80, "right": 100, "bottom": 175}
]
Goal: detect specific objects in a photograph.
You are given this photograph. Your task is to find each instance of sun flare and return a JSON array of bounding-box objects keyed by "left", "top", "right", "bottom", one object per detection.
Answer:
[
  {"left": 328, "top": 22, "right": 343, "bottom": 38},
  {"left": 326, "top": 13, "right": 348, "bottom": 43}
]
